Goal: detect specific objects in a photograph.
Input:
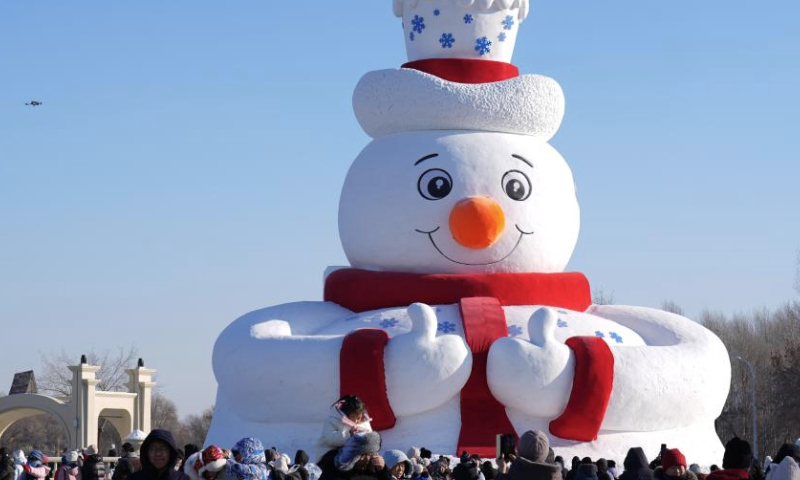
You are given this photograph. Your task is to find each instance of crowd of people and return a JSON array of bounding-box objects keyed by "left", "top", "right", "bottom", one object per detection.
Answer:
[{"left": 1, "top": 395, "right": 798, "bottom": 480}]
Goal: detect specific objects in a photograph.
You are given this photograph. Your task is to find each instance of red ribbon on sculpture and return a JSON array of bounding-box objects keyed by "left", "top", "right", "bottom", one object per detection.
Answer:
[
  {"left": 339, "top": 329, "right": 396, "bottom": 431},
  {"left": 549, "top": 336, "right": 615, "bottom": 441},
  {"left": 457, "top": 297, "right": 518, "bottom": 457}
]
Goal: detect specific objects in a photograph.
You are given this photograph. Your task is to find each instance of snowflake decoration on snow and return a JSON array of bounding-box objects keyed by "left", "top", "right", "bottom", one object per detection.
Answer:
[
  {"left": 464, "top": 14, "right": 473, "bottom": 24},
  {"left": 474, "top": 36, "right": 492, "bottom": 56},
  {"left": 498, "top": 32, "right": 507, "bottom": 42},
  {"left": 380, "top": 318, "right": 400, "bottom": 329},
  {"left": 434, "top": 9, "right": 440, "bottom": 16},
  {"left": 507, "top": 325, "right": 523, "bottom": 337},
  {"left": 594, "top": 331, "right": 605, "bottom": 338},
  {"left": 409, "top": 31, "right": 415, "bottom": 41},
  {"left": 438, "top": 321, "right": 456, "bottom": 334},
  {"left": 411, "top": 15, "right": 426, "bottom": 34},
  {"left": 557, "top": 319, "right": 569, "bottom": 328},
  {"left": 609, "top": 332, "right": 624, "bottom": 344},
  {"left": 439, "top": 33, "right": 455, "bottom": 48},
  {"left": 502, "top": 15, "right": 515, "bottom": 30}
]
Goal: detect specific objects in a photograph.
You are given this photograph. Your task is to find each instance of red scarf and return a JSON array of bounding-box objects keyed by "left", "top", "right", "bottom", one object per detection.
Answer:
[{"left": 324, "top": 269, "right": 613, "bottom": 454}]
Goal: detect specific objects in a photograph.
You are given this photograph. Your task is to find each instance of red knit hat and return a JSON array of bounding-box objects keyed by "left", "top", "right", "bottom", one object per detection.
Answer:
[{"left": 662, "top": 449, "right": 687, "bottom": 470}]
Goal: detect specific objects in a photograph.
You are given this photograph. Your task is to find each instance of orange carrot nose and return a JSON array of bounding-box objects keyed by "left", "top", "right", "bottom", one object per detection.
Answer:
[{"left": 449, "top": 196, "right": 506, "bottom": 249}]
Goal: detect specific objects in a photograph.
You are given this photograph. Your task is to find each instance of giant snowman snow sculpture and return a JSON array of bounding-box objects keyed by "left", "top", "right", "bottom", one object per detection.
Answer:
[{"left": 208, "top": 0, "right": 731, "bottom": 464}]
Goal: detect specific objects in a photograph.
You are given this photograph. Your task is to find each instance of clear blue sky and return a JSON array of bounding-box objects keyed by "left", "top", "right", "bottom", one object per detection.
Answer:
[{"left": 1, "top": 1, "right": 798, "bottom": 418}]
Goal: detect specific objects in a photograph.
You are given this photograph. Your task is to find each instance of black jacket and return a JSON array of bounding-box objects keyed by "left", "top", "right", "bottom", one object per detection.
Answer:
[
  {"left": 619, "top": 449, "right": 654, "bottom": 480},
  {"left": 128, "top": 430, "right": 191, "bottom": 480},
  {"left": 318, "top": 449, "right": 390, "bottom": 480},
  {"left": 575, "top": 465, "right": 599, "bottom": 480},
  {"left": 498, "top": 457, "right": 562, "bottom": 480},
  {"left": 0, "top": 455, "right": 16, "bottom": 480},
  {"left": 83, "top": 455, "right": 108, "bottom": 480}
]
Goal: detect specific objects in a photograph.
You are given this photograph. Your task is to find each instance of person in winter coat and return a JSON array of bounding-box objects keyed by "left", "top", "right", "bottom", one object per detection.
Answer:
[
  {"left": 11, "top": 451, "right": 26, "bottom": 480},
  {"left": 574, "top": 459, "right": 599, "bottom": 480},
  {"left": 607, "top": 462, "right": 619, "bottom": 480},
  {"left": 128, "top": 429, "right": 191, "bottom": 480},
  {"left": 183, "top": 446, "right": 227, "bottom": 480},
  {"left": 768, "top": 457, "right": 799, "bottom": 480},
  {"left": 566, "top": 459, "right": 582, "bottom": 480},
  {"left": 597, "top": 460, "right": 613, "bottom": 480},
  {"left": 81, "top": 445, "right": 107, "bottom": 480},
  {"left": 496, "top": 430, "right": 560, "bottom": 480},
  {"left": 706, "top": 438, "right": 753, "bottom": 480},
  {"left": 288, "top": 451, "right": 310, "bottom": 480},
  {"left": 765, "top": 445, "right": 800, "bottom": 480},
  {"left": 428, "top": 456, "right": 450, "bottom": 480},
  {"left": 619, "top": 448, "right": 654, "bottom": 480},
  {"left": 115, "top": 443, "right": 143, "bottom": 480},
  {"left": 222, "top": 438, "right": 268, "bottom": 480},
  {"left": 319, "top": 396, "right": 374, "bottom": 450},
  {"left": 318, "top": 432, "right": 388, "bottom": 480},
  {"left": 54, "top": 451, "right": 81, "bottom": 480},
  {"left": 0, "top": 449, "right": 16, "bottom": 480},
  {"left": 451, "top": 453, "right": 480, "bottom": 480},
  {"left": 22, "top": 451, "right": 51, "bottom": 480},
  {"left": 382, "top": 451, "right": 411, "bottom": 480},
  {"left": 653, "top": 449, "right": 697, "bottom": 480}
]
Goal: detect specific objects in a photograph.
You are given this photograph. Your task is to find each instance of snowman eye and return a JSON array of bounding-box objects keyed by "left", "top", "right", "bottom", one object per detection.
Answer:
[
  {"left": 501, "top": 170, "right": 532, "bottom": 201},
  {"left": 417, "top": 168, "right": 453, "bottom": 201}
]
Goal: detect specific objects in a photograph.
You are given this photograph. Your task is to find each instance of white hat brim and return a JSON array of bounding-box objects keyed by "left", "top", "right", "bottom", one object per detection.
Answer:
[{"left": 353, "top": 68, "right": 564, "bottom": 139}]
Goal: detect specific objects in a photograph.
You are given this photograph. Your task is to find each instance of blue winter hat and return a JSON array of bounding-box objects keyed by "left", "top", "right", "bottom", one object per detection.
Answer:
[{"left": 28, "top": 451, "right": 44, "bottom": 462}]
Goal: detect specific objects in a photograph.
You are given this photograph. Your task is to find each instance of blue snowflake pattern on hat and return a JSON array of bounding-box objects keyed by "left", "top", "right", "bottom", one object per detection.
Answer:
[
  {"left": 557, "top": 319, "right": 568, "bottom": 328},
  {"left": 411, "top": 15, "right": 426, "bottom": 34},
  {"left": 463, "top": 14, "right": 473, "bottom": 24},
  {"left": 609, "top": 332, "right": 624, "bottom": 343},
  {"left": 595, "top": 331, "right": 605, "bottom": 338},
  {"left": 439, "top": 33, "right": 455, "bottom": 48},
  {"left": 502, "top": 15, "right": 515, "bottom": 30},
  {"left": 498, "top": 32, "right": 507, "bottom": 42},
  {"left": 474, "top": 37, "right": 492, "bottom": 56}
]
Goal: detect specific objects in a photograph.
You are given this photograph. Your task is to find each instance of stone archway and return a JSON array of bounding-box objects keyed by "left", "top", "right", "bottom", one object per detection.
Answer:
[
  {"left": 0, "top": 395, "right": 77, "bottom": 450},
  {"left": 0, "top": 360, "right": 156, "bottom": 451}
]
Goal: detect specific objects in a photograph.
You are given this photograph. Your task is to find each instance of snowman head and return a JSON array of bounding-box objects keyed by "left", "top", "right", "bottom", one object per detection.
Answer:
[
  {"left": 341, "top": 2, "right": 574, "bottom": 274},
  {"left": 339, "top": 130, "right": 579, "bottom": 274}
]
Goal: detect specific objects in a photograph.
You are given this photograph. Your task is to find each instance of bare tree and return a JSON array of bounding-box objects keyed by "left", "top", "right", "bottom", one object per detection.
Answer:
[
  {"left": 661, "top": 300, "right": 685, "bottom": 316},
  {"left": 151, "top": 391, "right": 182, "bottom": 432},
  {"left": 38, "top": 346, "right": 140, "bottom": 397},
  {"left": 794, "top": 249, "right": 800, "bottom": 296},
  {"left": 592, "top": 288, "right": 615, "bottom": 305},
  {"left": 183, "top": 406, "right": 214, "bottom": 446}
]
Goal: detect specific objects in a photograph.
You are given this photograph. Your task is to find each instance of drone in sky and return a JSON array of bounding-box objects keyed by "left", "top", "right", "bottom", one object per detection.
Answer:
[{"left": 25, "top": 100, "right": 42, "bottom": 107}]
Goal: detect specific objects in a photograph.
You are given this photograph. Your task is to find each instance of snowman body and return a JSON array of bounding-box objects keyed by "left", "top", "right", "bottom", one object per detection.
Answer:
[
  {"left": 207, "top": 0, "right": 731, "bottom": 465},
  {"left": 209, "top": 296, "right": 728, "bottom": 462}
]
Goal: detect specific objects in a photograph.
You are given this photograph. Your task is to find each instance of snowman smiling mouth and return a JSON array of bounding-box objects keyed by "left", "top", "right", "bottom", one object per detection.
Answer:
[{"left": 415, "top": 223, "right": 535, "bottom": 266}]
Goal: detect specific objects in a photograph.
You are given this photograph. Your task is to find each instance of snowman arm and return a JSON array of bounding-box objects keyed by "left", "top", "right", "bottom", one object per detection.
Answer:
[
  {"left": 587, "top": 304, "right": 731, "bottom": 431},
  {"left": 212, "top": 301, "right": 353, "bottom": 421}
]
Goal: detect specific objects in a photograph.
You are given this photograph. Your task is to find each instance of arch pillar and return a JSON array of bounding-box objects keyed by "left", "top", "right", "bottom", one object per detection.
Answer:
[
  {"left": 127, "top": 366, "right": 156, "bottom": 433},
  {"left": 69, "top": 364, "right": 100, "bottom": 449}
]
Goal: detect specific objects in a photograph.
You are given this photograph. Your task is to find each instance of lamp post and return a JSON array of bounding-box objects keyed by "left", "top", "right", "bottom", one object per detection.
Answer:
[{"left": 736, "top": 355, "right": 759, "bottom": 461}]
